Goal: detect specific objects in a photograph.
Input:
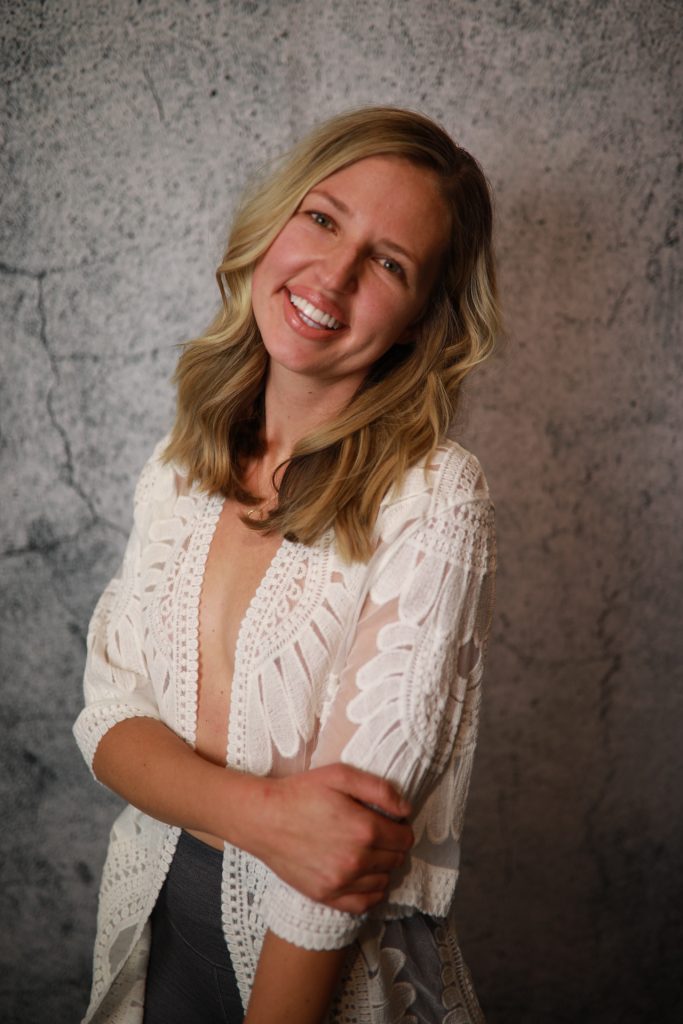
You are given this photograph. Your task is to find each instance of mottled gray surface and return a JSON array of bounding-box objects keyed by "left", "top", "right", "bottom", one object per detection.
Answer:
[{"left": 1, "top": 1, "right": 681, "bottom": 1021}]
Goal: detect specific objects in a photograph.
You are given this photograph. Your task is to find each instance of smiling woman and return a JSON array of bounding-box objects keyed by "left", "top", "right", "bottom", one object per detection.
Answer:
[
  {"left": 74, "top": 107, "right": 500, "bottom": 1024},
  {"left": 251, "top": 156, "right": 449, "bottom": 401}
]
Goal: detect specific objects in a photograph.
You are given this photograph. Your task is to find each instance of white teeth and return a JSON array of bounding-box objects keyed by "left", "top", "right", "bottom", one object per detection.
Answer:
[{"left": 289, "top": 291, "right": 341, "bottom": 329}]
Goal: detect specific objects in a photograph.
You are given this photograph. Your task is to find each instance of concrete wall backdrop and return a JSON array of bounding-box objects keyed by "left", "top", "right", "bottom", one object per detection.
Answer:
[{"left": 1, "top": 1, "right": 680, "bottom": 1021}]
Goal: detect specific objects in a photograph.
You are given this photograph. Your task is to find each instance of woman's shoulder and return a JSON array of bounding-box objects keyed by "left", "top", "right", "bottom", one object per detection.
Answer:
[
  {"left": 373, "top": 439, "right": 493, "bottom": 548},
  {"left": 369, "top": 439, "right": 495, "bottom": 578},
  {"left": 379, "top": 437, "right": 491, "bottom": 533},
  {"left": 130, "top": 435, "right": 194, "bottom": 528}
]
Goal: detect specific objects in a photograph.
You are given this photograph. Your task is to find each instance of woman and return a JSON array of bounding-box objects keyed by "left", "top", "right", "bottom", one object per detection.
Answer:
[{"left": 74, "top": 106, "right": 499, "bottom": 1024}]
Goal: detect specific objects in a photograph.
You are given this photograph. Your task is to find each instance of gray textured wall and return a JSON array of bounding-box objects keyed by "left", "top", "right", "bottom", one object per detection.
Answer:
[{"left": 1, "top": 1, "right": 681, "bottom": 1021}]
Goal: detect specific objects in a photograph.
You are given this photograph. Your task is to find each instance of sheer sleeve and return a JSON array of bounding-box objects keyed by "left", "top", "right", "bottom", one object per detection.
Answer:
[
  {"left": 261, "top": 487, "right": 496, "bottom": 950},
  {"left": 72, "top": 444, "right": 173, "bottom": 773}
]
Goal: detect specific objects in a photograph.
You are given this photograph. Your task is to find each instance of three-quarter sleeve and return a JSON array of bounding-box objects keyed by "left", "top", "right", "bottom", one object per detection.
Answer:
[
  {"left": 73, "top": 449, "right": 169, "bottom": 774},
  {"left": 261, "top": 489, "right": 496, "bottom": 950}
]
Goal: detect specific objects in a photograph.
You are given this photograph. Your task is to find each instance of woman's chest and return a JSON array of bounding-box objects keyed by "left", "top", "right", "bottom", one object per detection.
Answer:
[
  {"left": 195, "top": 501, "right": 281, "bottom": 766},
  {"left": 139, "top": 492, "right": 366, "bottom": 770},
  {"left": 200, "top": 501, "right": 283, "bottom": 671}
]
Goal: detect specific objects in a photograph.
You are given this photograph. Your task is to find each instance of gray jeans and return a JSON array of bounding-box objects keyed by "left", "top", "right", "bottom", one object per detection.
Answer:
[{"left": 143, "top": 830, "right": 244, "bottom": 1023}]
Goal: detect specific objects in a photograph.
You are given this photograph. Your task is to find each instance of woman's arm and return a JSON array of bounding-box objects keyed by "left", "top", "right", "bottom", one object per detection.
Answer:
[
  {"left": 250, "top": 488, "right": 496, "bottom": 1023},
  {"left": 78, "top": 445, "right": 413, "bottom": 910},
  {"left": 245, "top": 931, "right": 348, "bottom": 1024},
  {"left": 93, "top": 717, "right": 412, "bottom": 912}
]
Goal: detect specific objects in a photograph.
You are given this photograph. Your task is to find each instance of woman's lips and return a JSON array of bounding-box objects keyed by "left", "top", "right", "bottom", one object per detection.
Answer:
[
  {"left": 287, "top": 286, "right": 347, "bottom": 326},
  {"left": 289, "top": 291, "right": 342, "bottom": 329},
  {"left": 282, "top": 289, "right": 347, "bottom": 336}
]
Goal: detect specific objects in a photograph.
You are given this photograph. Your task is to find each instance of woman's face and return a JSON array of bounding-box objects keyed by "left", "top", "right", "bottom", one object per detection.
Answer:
[{"left": 251, "top": 155, "right": 450, "bottom": 401}]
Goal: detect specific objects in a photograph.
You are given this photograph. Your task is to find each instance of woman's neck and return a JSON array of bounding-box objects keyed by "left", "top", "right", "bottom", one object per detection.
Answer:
[{"left": 261, "top": 364, "right": 356, "bottom": 465}]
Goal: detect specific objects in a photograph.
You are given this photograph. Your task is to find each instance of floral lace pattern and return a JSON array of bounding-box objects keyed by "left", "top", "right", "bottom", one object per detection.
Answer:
[{"left": 74, "top": 438, "right": 495, "bottom": 1023}]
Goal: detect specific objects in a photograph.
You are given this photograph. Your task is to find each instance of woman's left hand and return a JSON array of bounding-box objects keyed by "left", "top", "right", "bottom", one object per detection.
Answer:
[{"left": 232, "top": 764, "right": 413, "bottom": 912}]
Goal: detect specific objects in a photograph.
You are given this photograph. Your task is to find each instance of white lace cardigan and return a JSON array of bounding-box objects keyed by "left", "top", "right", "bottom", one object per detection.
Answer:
[{"left": 73, "top": 436, "right": 496, "bottom": 1024}]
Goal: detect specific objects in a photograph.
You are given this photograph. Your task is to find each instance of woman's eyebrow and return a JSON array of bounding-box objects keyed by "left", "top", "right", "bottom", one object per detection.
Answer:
[
  {"left": 307, "top": 188, "right": 350, "bottom": 214},
  {"left": 376, "top": 238, "right": 417, "bottom": 264},
  {"left": 308, "top": 189, "right": 417, "bottom": 265}
]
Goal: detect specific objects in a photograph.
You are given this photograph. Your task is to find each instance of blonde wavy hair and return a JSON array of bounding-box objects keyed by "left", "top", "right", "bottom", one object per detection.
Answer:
[{"left": 165, "top": 106, "right": 500, "bottom": 561}]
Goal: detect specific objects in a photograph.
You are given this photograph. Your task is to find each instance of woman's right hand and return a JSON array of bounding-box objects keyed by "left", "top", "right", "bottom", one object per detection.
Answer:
[
  {"left": 239, "top": 764, "right": 414, "bottom": 913},
  {"left": 93, "top": 719, "right": 412, "bottom": 913}
]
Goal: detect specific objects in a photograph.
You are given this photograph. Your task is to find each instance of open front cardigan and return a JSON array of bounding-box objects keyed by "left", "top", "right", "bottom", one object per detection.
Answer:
[{"left": 74, "top": 436, "right": 495, "bottom": 1023}]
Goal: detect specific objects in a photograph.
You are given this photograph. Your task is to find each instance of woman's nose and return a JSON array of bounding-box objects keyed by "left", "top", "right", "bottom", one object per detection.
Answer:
[{"left": 318, "top": 243, "right": 360, "bottom": 293}]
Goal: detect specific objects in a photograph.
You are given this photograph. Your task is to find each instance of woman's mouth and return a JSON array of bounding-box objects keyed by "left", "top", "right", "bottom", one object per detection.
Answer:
[{"left": 288, "top": 291, "right": 343, "bottom": 331}]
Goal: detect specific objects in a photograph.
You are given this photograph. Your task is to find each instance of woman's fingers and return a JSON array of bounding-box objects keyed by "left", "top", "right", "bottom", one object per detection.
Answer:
[
  {"left": 252, "top": 767, "right": 414, "bottom": 905},
  {"left": 325, "top": 764, "right": 412, "bottom": 821},
  {"left": 338, "top": 872, "right": 391, "bottom": 895},
  {"left": 326, "top": 891, "right": 387, "bottom": 914},
  {"left": 347, "top": 799, "right": 414, "bottom": 855},
  {"left": 356, "top": 848, "right": 405, "bottom": 878}
]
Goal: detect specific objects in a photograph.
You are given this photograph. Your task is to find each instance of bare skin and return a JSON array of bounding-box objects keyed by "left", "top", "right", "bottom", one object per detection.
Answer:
[
  {"left": 189, "top": 489, "right": 281, "bottom": 820},
  {"left": 245, "top": 932, "right": 349, "bottom": 1024}
]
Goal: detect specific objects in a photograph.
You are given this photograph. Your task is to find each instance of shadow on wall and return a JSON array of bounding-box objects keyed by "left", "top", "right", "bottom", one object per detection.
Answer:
[{"left": 456, "top": 167, "right": 682, "bottom": 1022}]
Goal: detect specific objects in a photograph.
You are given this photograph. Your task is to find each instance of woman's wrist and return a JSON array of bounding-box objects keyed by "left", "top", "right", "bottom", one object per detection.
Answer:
[{"left": 214, "top": 770, "right": 273, "bottom": 853}]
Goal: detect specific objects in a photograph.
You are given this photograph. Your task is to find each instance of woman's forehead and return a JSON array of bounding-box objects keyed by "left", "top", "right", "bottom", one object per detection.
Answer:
[{"left": 309, "top": 153, "right": 441, "bottom": 196}]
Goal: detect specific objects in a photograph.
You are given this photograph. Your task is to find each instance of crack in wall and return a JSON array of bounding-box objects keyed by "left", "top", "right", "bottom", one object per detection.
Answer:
[
  {"left": 55, "top": 346, "right": 164, "bottom": 365},
  {"left": 0, "top": 234, "right": 174, "bottom": 279},
  {"left": 7, "top": 273, "right": 129, "bottom": 548},
  {"left": 0, "top": 258, "right": 93, "bottom": 279},
  {"left": 583, "top": 761, "right": 617, "bottom": 912},
  {"left": 605, "top": 282, "right": 631, "bottom": 329},
  {"left": 581, "top": 585, "right": 624, "bottom": 939},
  {"left": 142, "top": 65, "right": 165, "bottom": 122},
  {"left": 2, "top": 260, "right": 145, "bottom": 547},
  {"left": 594, "top": 586, "right": 622, "bottom": 747},
  {"left": 0, "top": 517, "right": 111, "bottom": 561},
  {"left": 2, "top": 264, "right": 131, "bottom": 671},
  {"left": 0, "top": 261, "right": 43, "bottom": 279},
  {"left": 36, "top": 274, "right": 102, "bottom": 527}
]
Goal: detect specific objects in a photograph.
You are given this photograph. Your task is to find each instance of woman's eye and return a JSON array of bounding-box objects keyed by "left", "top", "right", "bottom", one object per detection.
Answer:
[
  {"left": 308, "top": 211, "right": 333, "bottom": 229},
  {"left": 377, "top": 257, "right": 404, "bottom": 277}
]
